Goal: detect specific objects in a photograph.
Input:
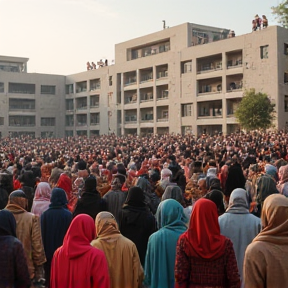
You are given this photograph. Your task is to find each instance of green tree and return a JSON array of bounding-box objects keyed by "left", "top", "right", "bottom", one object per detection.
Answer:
[
  {"left": 235, "top": 89, "right": 275, "bottom": 131},
  {"left": 272, "top": 0, "right": 288, "bottom": 28}
]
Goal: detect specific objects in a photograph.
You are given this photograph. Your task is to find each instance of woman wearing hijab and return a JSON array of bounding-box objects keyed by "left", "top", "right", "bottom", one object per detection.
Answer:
[
  {"left": 41, "top": 188, "right": 72, "bottom": 287},
  {"left": 277, "top": 164, "right": 288, "bottom": 196},
  {"left": 91, "top": 211, "right": 144, "bottom": 288},
  {"left": 50, "top": 214, "right": 110, "bottom": 288},
  {"left": 161, "top": 185, "right": 185, "bottom": 207},
  {"left": 244, "top": 194, "right": 288, "bottom": 287},
  {"left": 203, "top": 189, "right": 226, "bottom": 216},
  {"left": 0, "top": 209, "right": 31, "bottom": 288},
  {"left": 219, "top": 188, "right": 261, "bottom": 284},
  {"left": 144, "top": 199, "right": 187, "bottom": 288},
  {"left": 73, "top": 175, "right": 106, "bottom": 220},
  {"left": 175, "top": 198, "right": 240, "bottom": 288},
  {"left": 136, "top": 176, "right": 160, "bottom": 214},
  {"left": 31, "top": 182, "right": 52, "bottom": 217},
  {"left": 119, "top": 186, "right": 157, "bottom": 266}
]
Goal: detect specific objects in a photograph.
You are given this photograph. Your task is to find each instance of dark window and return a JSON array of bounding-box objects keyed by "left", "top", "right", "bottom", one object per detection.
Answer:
[
  {"left": 260, "top": 45, "right": 269, "bottom": 59},
  {"left": 41, "top": 85, "right": 56, "bottom": 95},
  {"left": 285, "top": 72, "right": 288, "bottom": 84},
  {"left": 41, "top": 117, "right": 55, "bottom": 126},
  {"left": 285, "top": 95, "right": 288, "bottom": 112}
]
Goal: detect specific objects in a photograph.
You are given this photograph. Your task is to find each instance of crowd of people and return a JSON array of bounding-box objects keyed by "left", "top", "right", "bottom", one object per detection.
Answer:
[{"left": 0, "top": 130, "right": 288, "bottom": 288}]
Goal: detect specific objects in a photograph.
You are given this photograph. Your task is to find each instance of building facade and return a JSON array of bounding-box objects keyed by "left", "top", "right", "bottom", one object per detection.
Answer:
[{"left": 0, "top": 23, "right": 288, "bottom": 138}]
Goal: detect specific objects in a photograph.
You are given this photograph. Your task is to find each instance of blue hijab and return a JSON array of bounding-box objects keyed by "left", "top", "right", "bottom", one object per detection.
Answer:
[{"left": 144, "top": 199, "right": 187, "bottom": 288}]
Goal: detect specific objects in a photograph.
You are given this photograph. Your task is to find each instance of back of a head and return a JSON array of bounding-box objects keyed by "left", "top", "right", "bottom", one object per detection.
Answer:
[
  {"left": 50, "top": 187, "right": 68, "bottom": 207},
  {"left": 0, "top": 209, "right": 16, "bottom": 237},
  {"left": 84, "top": 175, "right": 97, "bottom": 193},
  {"left": 204, "top": 189, "right": 225, "bottom": 215},
  {"left": 8, "top": 190, "right": 28, "bottom": 210}
]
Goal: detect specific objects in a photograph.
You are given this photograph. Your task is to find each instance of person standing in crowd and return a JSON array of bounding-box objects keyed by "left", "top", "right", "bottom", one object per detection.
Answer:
[
  {"left": 50, "top": 214, "right": 110, "bottom": 288},
  {"left": 41, "top": 188, "right": 72, "bottom": 287},
  {"left": 91, "top": 211, "right": 143, "bottom": 288},
  {"left": 119, "top": 186, "right": 157, "bottom": 266},
  {"left": 277, "top": 164, "right": 288, "bottom": 196},
  {"left": 103, "top": 173, "right": 127, "bottom": 224},
  {"left": 175, "top": 198, "right": 240, "bottom": 288},
  {"left": 31, "top": 182, "right": 52, "bottom": 217},
  {"left": 219, "top": 188, "right": 261, "bottom": 284},
  {"left": 161, "top": 185, "right": 186, "bottom": 207},
  {"left": 204, "top": 189, "right": 226, "bottom": 216},
  {"left": 0, "top": 171, "right": 13, "bottom": 209},
  {"left": 144, "top": 199, "right": 187, "bottom": 288},
  {"left": 256, "top": 164, "right": 279, "bottom": 216},
  {"left": 73, "top": 174, "right": 106, "bottom": 220},
  {"left": 0, "top": 209, "right": 31, "bottom": 288},
  {"left": 244, "top": 194, "right": 288, "bottom": 287},
  {"left": 5, "top": 190, "right": 46, "bottom": 286}
]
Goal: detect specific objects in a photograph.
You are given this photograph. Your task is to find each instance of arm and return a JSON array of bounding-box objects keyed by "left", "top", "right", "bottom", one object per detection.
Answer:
[
  {"left": 174, "top": 238, "right": 190, "bottom": 288},
  {"left": 225, "top": 240, "right": 241, "bottom": 288},
  {"left": 243, "top": 243, "right": 266, "bottom": 288},
  {"left": 132, "top": 243, "right": 144, "bottom": 288},
  {"left": 31, "top": 215, "right": 47, "bottom": 274},
  {"left": 14, "top": 240, "right": 31, "bottom": 288}
]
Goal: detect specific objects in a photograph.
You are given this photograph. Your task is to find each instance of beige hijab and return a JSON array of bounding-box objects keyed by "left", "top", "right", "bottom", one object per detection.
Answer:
[{"left": 254, "top": 194, "right": 288, "bottom": 245}]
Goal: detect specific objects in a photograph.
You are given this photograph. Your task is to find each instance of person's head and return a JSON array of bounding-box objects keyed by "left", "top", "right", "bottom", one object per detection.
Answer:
[
  {"left": 84, "top": 174, "right": 97, "bottom": 193},
  {"left": 50, "top": 187, "right": 68, "bottom": 207},
  {"left": 95, "top": 212, "right": 119, "bottom": 238},
  {"left": 34, "top": 182, "right": 52, "bottom": 201},
  {"left": 62, "top": 214, "right": 96, "bottom": 258},
  {"left": 49, "top": 167, "right": 64, "bottom": 188},
  {"left": 197, "top": 178, "right": 207, "bottom": 196},
  {"left": 111, "top": 173, "right": 126, "bottom": 191},
  {"left": 124, "top": 186, "right": 145, "bottom": 207},
  {"left": 257, "top": 194, "right": 288, "bottom": 241},
  {"left": 8, "top": 190, "right": 28, "bottom": 210},
  {"left": 161, "top": 168, "right": 172, "bottom": 181},
  {"left": 0, "top": 209, "right": 16, "bottom": 237},
  {"left": 155, "top": 198, "right": 188, "bottom": 229},
  {"left": 227, "top": 188, "right": 249, "bottom": 213},
  {"left": 162, "top": 185, "right": 184, "bottom": 206},
  {"left": 265, "top": 164, "right": 277, "bottom": 180},
  {"left": 203, "top": 189, "right": 225, "bottom": 215}
]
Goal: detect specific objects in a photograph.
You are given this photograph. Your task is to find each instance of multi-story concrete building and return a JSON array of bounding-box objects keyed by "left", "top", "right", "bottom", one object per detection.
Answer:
[{"left": 1, "top": 23, "right": 288, "bottom": 138}]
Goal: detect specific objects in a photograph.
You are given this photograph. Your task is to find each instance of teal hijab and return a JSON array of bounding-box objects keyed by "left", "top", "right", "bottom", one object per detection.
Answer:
[{"left": 144, "top": 199, "right": 187, "bottom": 288}]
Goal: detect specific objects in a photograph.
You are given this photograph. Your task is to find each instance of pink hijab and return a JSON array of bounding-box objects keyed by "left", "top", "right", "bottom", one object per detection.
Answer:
[{"left": 31, "top": 182, "right": 52, "bottom": 216}]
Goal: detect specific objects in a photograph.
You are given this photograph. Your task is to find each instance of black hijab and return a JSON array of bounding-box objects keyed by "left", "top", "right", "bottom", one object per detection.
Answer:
[
  {"left": 49, "top": 188, "right": 68, "bottom": 208},
  {"left": 124, "top": 186, "right": 146, "bottom": 208},
  {"left": 0, "top": 209, "right": 17, "bottom": 237}
]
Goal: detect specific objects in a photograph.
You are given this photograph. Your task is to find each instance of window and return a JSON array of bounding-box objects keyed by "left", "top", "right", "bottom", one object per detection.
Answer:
[
  {"left": 9, "top": 116, "right": 35, "bottom": 126},
  {"left": 284, "top": 43, "right": 288, "bottom": 55},
  {"left": 90, "top": 113, "right": 100, "bottom": 125},
  {"left": 66, "top": 99, "right": 74, "bottom": 111},
  {"left": 9, "top": 99, "right": 35, "bottom": 110},
  {"left": 182, "top": 104, "right": 192, "bottom": 117},
  {"left": 260, "top": 45, "right": 269, "bottom": 59},
  {"left": 41, "top": 117, "right": 55, "bottom": 126},
  {"left": 285, "top": 72, "right": 288, "bottom": 84},
  {"left": 0, "top": 82, "right": 4, "bottom": 93},
  {"left": 66, "top": 84, "right": 73, "bottom": 94},
  {"left": 109, "top": 76, "right": 113, "bottom": 86},
  {"left": 162, "top": 110, "right": 169, "bottom": 119},
  {"left": 285, "top": 96, "right": 288, "bottom": 112},
  {"left": 8, "top": 83, "right": 35, "bottom": 94},
  {"left": 65, "top": 115, "right": 74, "bottom": 126},
  {"left": 0, "top": 117, "right": 4, "bottom": 125},
  {"left": 41, "top": 85, "right": 56, "bottom": 95}
]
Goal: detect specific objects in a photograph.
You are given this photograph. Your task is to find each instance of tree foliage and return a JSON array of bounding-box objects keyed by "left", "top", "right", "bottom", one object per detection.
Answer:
[
  {"left": 272, "top": 0, "right": 288, "bottom": 28},
  {"left": 235, "top": 89, "right": 275, "bottom": 131}
]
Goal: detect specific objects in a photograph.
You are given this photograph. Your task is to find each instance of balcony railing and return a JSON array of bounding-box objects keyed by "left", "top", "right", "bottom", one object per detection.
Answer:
[
  {"left": 140, "top": 93, "right": 153, "bottom": 102},
  {"left": 197, "top": 63, "right": 222, "bottom": 74},
  {"left": 157, "top": 118, "right": 169, "bottom": 122},
  {"left": 157, "top": 91, "right": 169, "bottom": 100},
  {"left": 227, "top": 60, "right": 242, "bottom": 69},
  {"left": 76, "top": 106, "right": 87, "bottom": 110},
  {"left": 157, "top": 71, "right": 168, "bottom": 79},
  {"left": 90, "top": 85, "right": 101, "bottom": 91},
  {"left": 76, "top": 87, "right": 87, "bottom": 93},
  {"left": 140, "top": 74, "right": 153, "bottom": 83},
  {"left": 125, "top": 115, "right": 137, "bottom": 123},
  {"left": 227, "top": 82, "right": 243, "bottom": 92},
  {"left": 77, "top": 122, "right": 87, "bottom": 126},
  {"left": 124, "top": 77, "right": 137, "bottom": 86},
  {"left": 131, "top": 43, "right": 170, "bottom": 60},
  {"left": 90, "top": 103, "right": 100, "bottom": 108},
  {"left": 90, "top": 121, "right": 100, "bottom": 125},
  {"left": 9, "top": 123, "right": 35, "bottom": 127}
]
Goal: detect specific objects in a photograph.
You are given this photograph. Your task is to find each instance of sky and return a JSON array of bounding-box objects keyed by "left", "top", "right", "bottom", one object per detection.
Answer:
[{"left": 0, "top": 0, "right": 282, "bottom": 75}]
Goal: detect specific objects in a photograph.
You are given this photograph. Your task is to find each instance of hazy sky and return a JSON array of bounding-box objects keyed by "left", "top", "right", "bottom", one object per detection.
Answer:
[{"left": 0, "top": 0, "right": 281, "bottom": 75}]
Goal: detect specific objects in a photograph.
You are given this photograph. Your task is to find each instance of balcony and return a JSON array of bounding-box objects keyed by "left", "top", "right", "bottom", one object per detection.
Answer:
[
  {"left": 157, "top": 89, "right": 169, "bottom": 100},
  {"left": 140, "top": 73, "right": 153, "bottom": 83},
  {"left": 76, "top": 81, "right": 87, "bottom": 93},
  {"left": 140, "top": 92, "right": 153, "bottom": 102},
  {"left": 9, "top": 116, "right": 35, "bottom": 127},
  {"left": 125, "top": 115, "right": 137, "bottom": 123},
  {"left": 124, "top": 91, "right": 137, "bottom": 104},
  {"left": 157, "top": 71, "right": 168, "bottom": 79},
  {"left": 226, "top": 80, "right": 243, "bottom": 93},
  {"left": 197, "top": 54, "right": 222, "bottom": 74},
  {"left": 198, "top": 100, "right": 222, "bottom": 119},
  {"left": 198, "top": 77, "right": 222, "bottom": 96},
  {"left": 129, "top": 41, "right": 170, "bottom": 61},
  {"left": 227, "top": 60, "right": 242, "bottom": 69},
  {"left": 76, "top": 87, "right": 87, "bottom": 93},
  {"left": 157, "top": 117, "right": 169, "bottom": 122},
  {"left": 141, "top": 108, "right": 154, "bottom": 123},
  {"left": 124, "top": 77, "right": 137, "bottom": 86}
]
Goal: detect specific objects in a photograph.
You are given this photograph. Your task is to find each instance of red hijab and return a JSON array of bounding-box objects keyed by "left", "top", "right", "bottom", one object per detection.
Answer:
[{"left": 181, "top": 198, "right": 226, "bottom": 259}]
